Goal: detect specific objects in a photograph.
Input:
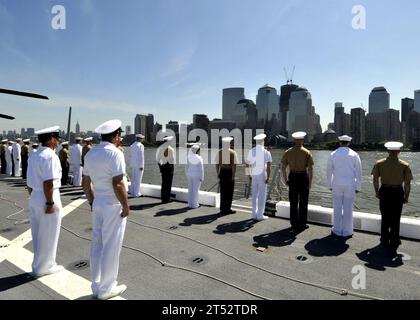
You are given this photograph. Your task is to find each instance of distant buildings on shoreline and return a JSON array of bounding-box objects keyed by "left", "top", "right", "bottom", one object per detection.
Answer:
[{"left": 2, "top": 83, "right": 420, "bottom": 147}]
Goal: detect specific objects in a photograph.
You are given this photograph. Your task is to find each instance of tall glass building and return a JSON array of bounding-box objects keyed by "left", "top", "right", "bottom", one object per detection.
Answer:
[{"left": 369, "top": 87, "right": 390, "bottom": 114}]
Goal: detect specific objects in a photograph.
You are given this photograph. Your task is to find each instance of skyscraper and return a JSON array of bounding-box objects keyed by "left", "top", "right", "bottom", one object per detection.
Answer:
[
  {"left": 334, "top": 102, "right": 345, "bottom": 136},
  {"left": 125, "top": 126, "right": 132, "bottom": 135},
  {"left": 135, "top": 114, "right": 154, "bottom": 142},
  {"left": 414, "top": 90, "right": 420, "bottom": 112},
  {"left": 135, "top": 114, "right": 147, "bottom": 136},
  {"left": 193, "top": 114, "right": 210, "bottom": 133},
  {"left": 287, "top": 87, "right": 315, "bottom": 140},
  {"left": 75, "top": 121, "right": 80, "bottom": 134},
  {"left": 366, "top": 113, "right": 384, "bottom": 142},
  {"left": 401, "top": 98, "right": 414, "bottom": 122},
  {"left": 26, "top": 128, "right": 35, "bottom": 137},
  {"left": 407, "top": 110, "right": 420, "bottom": 144},
  {"left": 383, "top": 109, "right": 401, "bottom": 141},
  {"left": 350, "top": 107, "right": 366, "bottom": 145},
  {"left": 256, "top": 84, "right": 280, "bottom": 126},
  {"left": 279, "top": 83, "right": 299, "bottom": 135},
  {"left": 146, "top": 114, "right": 154, "bottom": 142},
  {"left": 222, "top": 88, "right": 246, "bottom": 127},
  {"left": 166, "top": 121, "right": 179, "bottom": 136},
  {"left": 369, "top": 87, "right": 390, "bottom": 114}
]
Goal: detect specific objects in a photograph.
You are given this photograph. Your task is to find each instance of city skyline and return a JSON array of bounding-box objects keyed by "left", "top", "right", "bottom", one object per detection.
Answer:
[{"left": 1, "top": 0, "right": 420, "bottom": 132}]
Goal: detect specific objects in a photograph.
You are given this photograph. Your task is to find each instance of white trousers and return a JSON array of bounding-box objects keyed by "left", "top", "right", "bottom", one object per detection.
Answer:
[
  {"left": 90, "top": 199, "right": 127, "bottom": 297},
  {"left": 187, "top": 175, "right": 201, "bottom": 209},
  {"left": 71, "top": 165, "right": 82, "bottom": 186},
  {"left": 6, "top": 159, "right": 12, "bottom": 176},
  {"left": 332, "top": 184, "right": 355, "bottom": 237},
  {"left": 13, "top": 159, "right": 21, "bottom": 177},
  {"left": 29, "top": 189, "right": 62, "bottom": 275},
  {"left": 129, "top": 167, "right": 143, "bottom": 197},
  {"left": 251, "top": 175, "right": 267, "bottom": 219}
]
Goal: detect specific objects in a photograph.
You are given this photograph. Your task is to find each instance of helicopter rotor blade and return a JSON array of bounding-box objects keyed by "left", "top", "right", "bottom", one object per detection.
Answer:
[
  {"left": 0, "top": 114, "right": 15, "bottom": 120},
  {"left": 0, "top": 88, "right": 49, "bottom": 100}
]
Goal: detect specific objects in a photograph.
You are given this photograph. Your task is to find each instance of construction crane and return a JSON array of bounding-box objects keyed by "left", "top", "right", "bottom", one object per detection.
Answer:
[{"left": 283, "top": 65, "right": 295, "bottom": 85}]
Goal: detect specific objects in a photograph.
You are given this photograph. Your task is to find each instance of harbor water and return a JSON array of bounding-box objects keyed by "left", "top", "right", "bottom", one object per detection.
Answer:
[{"left": 123, "top": 147, "right": 420, "bottom": 217}]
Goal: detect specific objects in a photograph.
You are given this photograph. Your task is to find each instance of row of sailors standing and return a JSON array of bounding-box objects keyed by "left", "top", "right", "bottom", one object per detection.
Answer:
[
  {"left": 160, "top": 131, "right": 412, "bottom": 258},
  {"left": 1, "top": 138, "right": 39, "bottom": 178},
  {"left": 23, "top": 121, "right": 413, "bottom": 301},
  {"left": 56, "top": 137, "right": 94, "bottom": 186},
  {"left": 281, "top": 132, "right": 412, "bottom": 258}
]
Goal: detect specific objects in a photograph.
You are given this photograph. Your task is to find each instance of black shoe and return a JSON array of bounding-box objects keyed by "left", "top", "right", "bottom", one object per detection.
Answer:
[{"left": 228, "top": 210, "right": 236, "bottom": 214}]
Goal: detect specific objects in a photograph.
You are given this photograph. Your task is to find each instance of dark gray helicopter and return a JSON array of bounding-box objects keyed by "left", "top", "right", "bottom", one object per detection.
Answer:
[{"left": 0, "top": 88, "right": 49, "bottom": 120}]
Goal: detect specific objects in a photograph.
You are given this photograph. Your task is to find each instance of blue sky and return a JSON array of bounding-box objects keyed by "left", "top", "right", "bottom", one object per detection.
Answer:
[{"left": 1, "top": 0, "right": 419, "bottom": 133}]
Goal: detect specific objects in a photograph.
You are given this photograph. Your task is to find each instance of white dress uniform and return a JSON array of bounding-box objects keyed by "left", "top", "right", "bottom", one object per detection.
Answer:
[
  {"left": 70, "top": 142, "right": 83, "bottom": 186},
  {"left": 326, "top": 136, "right": 362, "bottom": 237},
  {"left": 186, "top": 145, "right": 204, "bottom": 209},
  {"left": 12, "top": 141, "right": 21, "bottom": 177},
  {"left": 26, "top": 128, "right": 63, "bottom": 276},
  {"left": 83, "top": 121, "right": 128, "bottom": 299},
  {"left": 30, "top": 144, "right": 39, "bottom": 156},
  {"left": 129, "top": 139, "right": 145, "bottom": 197},
  {"left": 246, "top": 135, "right": 272, "bottom": 221},
  {"left": 6, "top": 144, "right": 13, "bottom": 176}
]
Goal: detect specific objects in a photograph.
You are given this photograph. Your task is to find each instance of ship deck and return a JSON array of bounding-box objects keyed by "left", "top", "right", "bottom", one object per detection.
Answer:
[{"left": 1, "top": 175, "right": 419, "bottom": 300}]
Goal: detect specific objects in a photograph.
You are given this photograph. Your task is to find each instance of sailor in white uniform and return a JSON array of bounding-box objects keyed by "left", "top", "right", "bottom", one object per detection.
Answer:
[
  {"left": 246, "top": 133, "right": 272, "bottom": 221},
  {"left": 129, "top": 134, "right": 145, "bottom": 198},
  {"left": 31, "top": 143, "right": 39, "bottom": 155},
  {"left": 12, "top": 138, "right": 22, "bottom": 177},
  {"left": 26, "top": 126, "right": 64, "bottom": 277},
  {"left": 186, "top": 144, "right": 204, "bottom": 209},
  {"left": 326, "top": 135, "right": 362, "bottom": 237},
  {"left": 82, "top": 119, "right": 129, "bottom": 300},
  {"left": 6, "top": 141, "right": 14, "bottom": 176},
  {"left": 70, "top": 137, "right": 83, "bottom": 186}
]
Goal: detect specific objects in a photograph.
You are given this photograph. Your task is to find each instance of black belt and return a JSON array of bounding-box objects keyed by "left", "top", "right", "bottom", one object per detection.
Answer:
[
  {"left": 381, "top": 184, "right": 403, "bottom": 188},
  {"left": 290, "top": 171, "right": 307, "bottom": 174}
]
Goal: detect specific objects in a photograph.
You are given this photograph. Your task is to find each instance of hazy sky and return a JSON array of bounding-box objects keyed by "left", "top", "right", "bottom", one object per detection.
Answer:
[{"left": 1, "top": 0, "right": 419, "bottom": 133}]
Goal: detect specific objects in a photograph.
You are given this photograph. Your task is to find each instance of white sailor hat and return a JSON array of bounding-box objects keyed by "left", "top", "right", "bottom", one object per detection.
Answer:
[
  {"left": 23, "top": 139, "right": 30, "bottom": 143},
  {"left": 191, "top": 144, "right": 201, "bottom": 152},
  {"left": 163, "top": 136, "right": 174, "bottom": 142},
  {"left": 222, "top": 137, "right": 234, "bottom": 143},
  {"left": 384, "top": 141, "right": 403, "bottom": 151},
  {"left": 291, "top": 131, "right": 307, "bottom": 139},
  {"left": 1, "top": 139, "right": 8, "bottom": 143},
  {"left": 35, "top": 126, "right": 60, "bottom": 135},
  {"left": 136, "top": 134, "right": 145, "bottom": 139},
  {"left": 32, "top": 143, "right": 39, "bottom": 146},
  {"left": 8, "top": 141, "right": 14, "bottom": 144},
  {"left": 338, "top": 135, "right": 352, "bottom": 142},
  {"left": 84, "top": 137, "right": 93, "bottom": 142},
  {"left": 16, "top": 138, "right": 22, "bottom": 141},
  {"left": 254, "top": 133, "right": 266, "bottom": 141},
  {"left": 61, "top": 141, "right": 69, "bottom": 145},
  {"left": 75, "top": 137, "right": 83, "bottom": 141},
  {"left": 94, "top": 119, "right": 123, "bottom": 135}
]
